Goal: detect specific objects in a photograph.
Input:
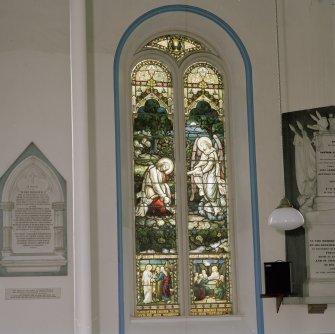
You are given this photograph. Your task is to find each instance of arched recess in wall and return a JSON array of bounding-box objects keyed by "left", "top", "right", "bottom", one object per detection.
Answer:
[{"left": 114, "top": 5, "right": 263, "bottom": 334}]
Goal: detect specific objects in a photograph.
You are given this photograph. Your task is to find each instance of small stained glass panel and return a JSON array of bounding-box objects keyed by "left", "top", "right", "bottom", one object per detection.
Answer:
[
  {"left": 132, "top": 60, "right": 173, "bottom": 114},
  {"left": 136, "top": 256, "right": 179, "bottom": 317},
  {"left": 144, "top": 35, "right": 207, "bottom": 61},
  {"left": 184, "top": 62, "right": 224, "bottom": 116},
  {"left": 190, "top": 255, "right": 232, "bottom": 315}
]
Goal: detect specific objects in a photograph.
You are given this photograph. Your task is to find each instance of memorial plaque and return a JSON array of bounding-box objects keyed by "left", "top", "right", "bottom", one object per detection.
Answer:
[
  {"left": 316, "top": 133, "right": 335, "bottom": 197},
  {"left": 0, "top": 143, "right": 67, "bottom": 276},
  {"left": 307, "top": 230, "right": 335, "bottom": 279},
  {"left": 304, "top": 219, "right": 335, "bottom": 296},
  {"left": 13, "top": 178, "right": 54, "bottom": 254},
  {"left": 5, "top": 288, "right": 61, "bottom": 300},
  {"left": 282, "top": 107, "right": 335, "bottom": 297}
]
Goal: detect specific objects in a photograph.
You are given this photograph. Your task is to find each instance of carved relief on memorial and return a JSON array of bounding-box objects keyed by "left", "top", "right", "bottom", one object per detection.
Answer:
[
  {"left": 0, "top": 143, "right": 67, "bottom": 276},
  {"left": 282, "top": 106, "right": 335, "bottom": 297},
  {"left": 282, "top": 106, "right": 335, "bottom": 212}
]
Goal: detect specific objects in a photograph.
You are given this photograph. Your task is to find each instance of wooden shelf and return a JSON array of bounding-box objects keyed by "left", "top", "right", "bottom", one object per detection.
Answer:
[
  {"left": 261, "top": 295, "right": 335, "bottom": 314},
  {"left": 261, "top": 294, "right": 288, "bottom": 313}
]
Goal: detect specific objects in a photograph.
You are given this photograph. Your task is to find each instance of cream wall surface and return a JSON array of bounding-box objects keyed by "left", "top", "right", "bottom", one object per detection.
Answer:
[{"left": 0, "top": 0, "right": 334, "bottom": 334}]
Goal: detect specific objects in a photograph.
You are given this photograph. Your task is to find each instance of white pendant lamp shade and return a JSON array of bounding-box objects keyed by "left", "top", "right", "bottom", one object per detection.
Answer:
[{"left": 268, "top": 198, "right": 304, "bottom": 231}]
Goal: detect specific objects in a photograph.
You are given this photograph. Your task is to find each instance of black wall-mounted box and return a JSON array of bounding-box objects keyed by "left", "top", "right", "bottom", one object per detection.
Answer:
[{"left": 264, "top": 262, "right": 292, "bottom": 295}]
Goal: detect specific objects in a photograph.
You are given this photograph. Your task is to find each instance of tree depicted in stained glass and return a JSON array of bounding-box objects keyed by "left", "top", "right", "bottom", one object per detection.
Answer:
[
  {"left": 184, "top": 63, "right": 232, "bottom": 316},
  {"left": 132, "top": 60, "right": 179, "bottom": 316}
]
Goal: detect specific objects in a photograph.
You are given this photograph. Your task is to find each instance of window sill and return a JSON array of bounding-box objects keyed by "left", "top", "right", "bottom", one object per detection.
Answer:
[{"left": 130, "top": 315, "right": 244, "bottom": 324}]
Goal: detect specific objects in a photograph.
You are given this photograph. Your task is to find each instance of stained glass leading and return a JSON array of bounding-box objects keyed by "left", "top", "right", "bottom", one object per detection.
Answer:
[
  {"left": 132, "top": 60, "right": 173, "bottom": 114},
  {"left": 184, "top": 63, "right": 232, "bottom": 315},
  {"left": 184, "top": 62, "right": 224, "bottom": 116},
  {"left": 144, "top": 35, "right": 207, "bottom": 61},
  {"left": 132, "top": 60, "right": 179, "bottom": 316}
]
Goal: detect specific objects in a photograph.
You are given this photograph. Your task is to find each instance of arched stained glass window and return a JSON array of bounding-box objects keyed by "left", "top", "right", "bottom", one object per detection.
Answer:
[
  {"left": 131, "top": 37, "right": 232, "bottom": 318},
  {"left": 184, "top": 63, "right": 232, "bottom": 316}
]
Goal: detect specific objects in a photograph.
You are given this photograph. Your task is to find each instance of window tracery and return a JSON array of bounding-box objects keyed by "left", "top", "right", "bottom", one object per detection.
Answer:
[{"left": 131, "top": 35, "right": 232, "bottom": 317}]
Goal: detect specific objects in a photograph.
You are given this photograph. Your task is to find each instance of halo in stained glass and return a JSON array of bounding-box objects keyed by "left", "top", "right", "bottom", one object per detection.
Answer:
[{"left": 144, "top": 35, "right": 207, "bottom": 61}]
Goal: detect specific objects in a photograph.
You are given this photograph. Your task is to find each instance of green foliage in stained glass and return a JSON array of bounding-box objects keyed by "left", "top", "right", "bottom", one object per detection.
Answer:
[
  {"left": 134, "top": 99, "right": 173, "bottom": 155},
  {"left": 135, "top": 217, "right": 177, "bottom": 253},
  {"left": 188, "top": 101, "right": 224, "bottom": 140}
]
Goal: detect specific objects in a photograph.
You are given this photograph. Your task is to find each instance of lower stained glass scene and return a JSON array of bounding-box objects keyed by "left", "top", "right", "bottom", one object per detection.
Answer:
[
  {"left": 190, "top": 255, "right": 232, "bottom": 315},
  {"left": 136, "top": 256, "right": 179, "bottom": 317}
]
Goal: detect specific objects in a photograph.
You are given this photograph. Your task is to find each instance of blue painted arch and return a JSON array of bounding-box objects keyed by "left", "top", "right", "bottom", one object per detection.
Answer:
[{"left": 113, "top": 5, "right": 263, "bottom": 334}]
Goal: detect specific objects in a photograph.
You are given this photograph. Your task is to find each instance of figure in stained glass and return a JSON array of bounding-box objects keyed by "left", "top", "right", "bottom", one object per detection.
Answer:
[
  {"left": 214, "top": 275, "right": 226, "bottom": 300},
  {"left": 155, "top": 266, "right": 173, "bottom": 302},
  {"left": 153, "top": 266, "right": 162, "bottom": 301},
  {"left": 187, "top": 136, "right": 226, "bottom": 220},
  {"left": 135, "top": 157, "right": 174, "bottom": 217},
  {"left": 193, "top": 273, "right": 210, "bottom": 301},
  {"left": 142, "top": 264, "right": 154, "bottom": 304}
]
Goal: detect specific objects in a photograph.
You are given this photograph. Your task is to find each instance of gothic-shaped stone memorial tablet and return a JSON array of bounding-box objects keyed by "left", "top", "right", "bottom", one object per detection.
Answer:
[{"left": 0, "top": 143, "right": 67, "bottom": 275}]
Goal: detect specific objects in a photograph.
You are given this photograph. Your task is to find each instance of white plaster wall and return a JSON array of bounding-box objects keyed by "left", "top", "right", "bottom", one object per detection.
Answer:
[
  {"left": 90, "top": 1, "right": 335, "bottom": 334},
  {"left": 0, "top": 0, "right": 334, "bottom": 333},
  {"left": 0, "top": 50, "right": 74, "bottom": 333},
  {"left": 278, "top": 0, "right": 335, "bottom": 112},
  {"left": 0, "top": 1, "right": 74, "bottom": 333}
]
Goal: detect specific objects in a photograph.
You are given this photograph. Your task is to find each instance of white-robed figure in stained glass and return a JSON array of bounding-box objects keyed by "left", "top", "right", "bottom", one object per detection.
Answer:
[
  {"left": 187, "top": 136, "right": 226, "bottom": 220},
  {"left": 135, "top": 157, "right": 174, "bottom": 217}
]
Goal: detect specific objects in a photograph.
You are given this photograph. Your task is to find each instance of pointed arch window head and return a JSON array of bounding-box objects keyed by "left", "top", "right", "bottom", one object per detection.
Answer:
[
  {"left": 144, "top": 35, "right": 208, "bottom": 61},
  {"left": 131, "top": 60, "right": 173, "bottom": 114},
  {"left": 184, "top": 62, "right": 224, "bottom": 115}
]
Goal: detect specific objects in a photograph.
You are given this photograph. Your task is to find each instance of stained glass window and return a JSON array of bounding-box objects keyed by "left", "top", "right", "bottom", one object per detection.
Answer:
[
  {"left": 131, "top": 45, "right": 231, "bottom": 317},
  {"left": 184, "top": 63, "right": 232, "bottom": 316},
  {"left": 132, "top": 60, "right": 179, "bottom": 317}
]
